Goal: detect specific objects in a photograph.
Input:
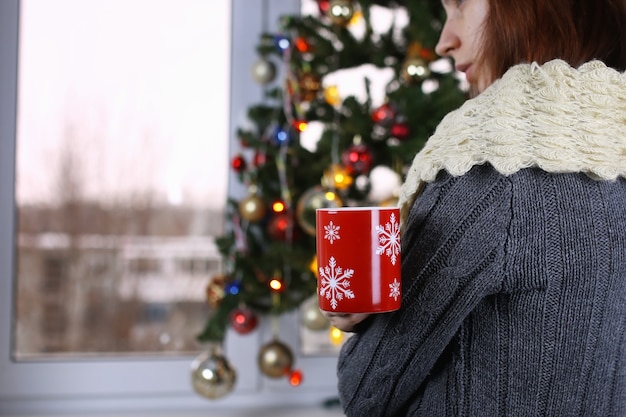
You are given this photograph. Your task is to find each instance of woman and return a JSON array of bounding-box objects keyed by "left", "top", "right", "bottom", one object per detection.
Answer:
[{"left": 326, "top": 0, "right": 626, "bottom": 415}]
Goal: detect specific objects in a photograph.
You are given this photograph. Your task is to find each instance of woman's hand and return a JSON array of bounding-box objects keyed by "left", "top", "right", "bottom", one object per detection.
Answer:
[{"left": 323, "top": 312, "right": 371, "bottom": 333}]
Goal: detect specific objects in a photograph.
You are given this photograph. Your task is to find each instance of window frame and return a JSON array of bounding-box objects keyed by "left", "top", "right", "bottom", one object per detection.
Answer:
[{"left": 0, "top": 0, "right": 338, "bottom": 414}]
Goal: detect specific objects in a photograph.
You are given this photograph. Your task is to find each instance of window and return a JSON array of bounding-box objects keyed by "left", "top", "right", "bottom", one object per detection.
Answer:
[{"left": 12, "top": 0, "right": 229, "bottom": 358}]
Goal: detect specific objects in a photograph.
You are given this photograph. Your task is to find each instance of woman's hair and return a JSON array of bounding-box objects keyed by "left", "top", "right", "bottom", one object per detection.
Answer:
[{"left": 480, "top": 0, "right": 626, "bottom": 78}]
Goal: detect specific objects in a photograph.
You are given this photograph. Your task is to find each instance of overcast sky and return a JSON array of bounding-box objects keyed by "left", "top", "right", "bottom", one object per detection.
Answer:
[{"left": 16, "top": 0, "right": 230, "bottom": 208}]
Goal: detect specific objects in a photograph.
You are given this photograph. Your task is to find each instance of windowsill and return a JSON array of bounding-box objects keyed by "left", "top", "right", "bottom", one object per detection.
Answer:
[{"left": 2, "top": 406, "right": 345, "bottom": 417}]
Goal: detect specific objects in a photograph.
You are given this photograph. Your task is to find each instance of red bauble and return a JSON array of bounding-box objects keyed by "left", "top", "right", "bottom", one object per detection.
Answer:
[
  {"left": 231, "top": 154, "right": 247, "bottom": 173},
  {"left": 390, "top": 122, "right": 410, "bottom": 141},
  {"left": 229, "top": 307, "right": 258, "bottom": 335},
  {"left": 253, "top": 150, "right": 267, "bottom": 167},
  {"left": 342, "top": 144, "right": 373, "bottom": 174},
  {"left": 268, "top": 213, "right": 299, "bottom": 241},
  {"left": 371, "top": 103, "right": 396, "bottom": 124},
  {"left": 317, "top": 0, "right": 330, "bottom": 14}
]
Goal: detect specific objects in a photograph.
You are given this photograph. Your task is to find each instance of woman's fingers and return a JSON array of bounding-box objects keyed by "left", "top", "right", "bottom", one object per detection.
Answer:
[{"left": 323, "top": 312, "right": 371, "bottom": 332}]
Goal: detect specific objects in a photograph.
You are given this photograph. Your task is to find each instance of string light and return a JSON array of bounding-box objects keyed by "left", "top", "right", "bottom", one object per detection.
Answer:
[
  {"left": 324, "top": 191, "right": 338, "bottom": 202},
  {"left": 289, "top": 369, "right": 303, "bottom": 386},
  {"left": 272, "top": 200, "right": 286, "bottom": 213},
  {"left": 309, "top": 256, "right": 318, "bottom": 274},
  {"left": 291, "top": 119, "right": 308, "bottom": 132},
  {"left": 269, "top": 278, "right": 284, "bottom": 292},
  {"left": 329, "top": 326, "right": 344, "bottom": 346}
]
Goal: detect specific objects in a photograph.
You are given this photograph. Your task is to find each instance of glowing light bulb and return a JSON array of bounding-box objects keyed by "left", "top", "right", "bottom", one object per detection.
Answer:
[
  {"left": 289, "top": 369, "right": 303, "bottom": 386},
  {"left": 269, "top": 278, "right": 283, "bottom": 292},
  {"left": 272, "top": 200, "right": 286, "bottom": 213},
  {"left": 329, "top": 326, "right": 344, "bottom": 346},
  {"left": 310, "top": 256, "right": 318, "bottom": 274}
]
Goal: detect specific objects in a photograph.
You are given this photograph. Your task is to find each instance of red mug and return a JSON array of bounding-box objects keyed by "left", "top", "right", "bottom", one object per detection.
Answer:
[{"left": 315, "top": 207, "right": 402, "bottom": 314}]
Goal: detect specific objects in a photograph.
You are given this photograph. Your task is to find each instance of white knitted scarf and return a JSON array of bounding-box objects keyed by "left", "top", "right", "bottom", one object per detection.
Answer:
[{"left": 398, "top": 59, "right": 626, "bottom": 226}]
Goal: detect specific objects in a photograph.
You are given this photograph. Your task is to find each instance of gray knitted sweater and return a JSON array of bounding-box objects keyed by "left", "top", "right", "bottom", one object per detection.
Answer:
[{"left": 336, "top": 60, "right": 626, "bottom": 416}]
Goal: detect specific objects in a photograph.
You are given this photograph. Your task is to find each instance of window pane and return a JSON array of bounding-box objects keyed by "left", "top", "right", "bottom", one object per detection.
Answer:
[{"left": 14, "top": 0, "right": 230, "bottom": 358}]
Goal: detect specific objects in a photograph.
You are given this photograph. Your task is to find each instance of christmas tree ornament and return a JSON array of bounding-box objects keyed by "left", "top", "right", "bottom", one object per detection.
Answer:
[
  {"left": 251, "top": 58, "right": 277, "bottom": 85},
  {"left": 206, "top": 273, "right": 227, "bottom": 309},
  {"left": 368, "top": 165, "right": 403, "bottom": 203},
  {"left": 317, "top": 0, "right": 330, "bottom": 14},
  {"left": 390, "top": 121, "right": 410, "bottom": 141},
  {"left": 253, "top": 150, "right": 267, "bottom": 167},
  {"left": 297, "top": 72, "right": 321, "bottom": 102},
  {"left": 342, "top": 143, "right": 374, "bottom": 174},
  {"left": 300, "top": 296, "right": 329, "bottom": 331},
  {"left": 372, "top": 102, "right": 396, "bottom": 124},
  {"left": 322, "top": 164, "right": 353, "bottom": 190},
  {"left": 229, "top": 307, "right": 258, "bottom": 335},
  {"left": 238, "top": 194, "right": 266, "bottom": 222},
  {"left": 191, "top": 344, "right": 237, "bottom": 399},
  {"left": 258, "top": 339, "right": 294, "bottom": 378},
  {"left": 323, "top": 85, "right": 341, "bottom": 106},
  {"left": 326, "top": 0, "right": 355, "bottom": 26},
  {"left": 231, "top": 154, "right": 247, "bottom": 173},
  {"left": 268, "top": 212, "right": 296, "bottom": 241},
  {"left": 296, "top": 186, "right": 343, "bottom": 236},
  {"left": 354, "top": 174, "right": 371, "bottom": 194},
  {"left": 274, "top": 34, "right": 291, "bottom": 53},
  {"left": 401, "top": 56, "right": 431, "bottom": 84},
  {"left": 289, "top": 369, "right": 304, "bottom": 387}
]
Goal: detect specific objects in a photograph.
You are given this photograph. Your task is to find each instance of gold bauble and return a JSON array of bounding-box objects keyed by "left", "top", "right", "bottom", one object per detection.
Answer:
[
  {"left": 251, "top": 58, "right": 276, "bottom": 85},
  {"left": 327, "top": 0, "right": 354, "bottom": 26},
  {"left": 322, "top": 163, "right": 353, "bottom": 190},
  {"left": 191, "top": 345, "right": 237, "bottom": 399},
  {"left": 296, "top": 186, "right": 343, "bottom": 236},
  {"left": 257, "top": 340, "right": 294, "bottom": 378},
  {"left": 300, "top": 296, "right": 329, "bottom": 331},
  {"left": 401, "top": 57, "right": 431, "bottom": 84},
  {"left": 238, "top": 194, "right": 266, "bottom": 222}
]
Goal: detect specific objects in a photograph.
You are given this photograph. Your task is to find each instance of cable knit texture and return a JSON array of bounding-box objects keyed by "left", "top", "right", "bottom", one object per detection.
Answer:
[
  {"left": 337, "top": 60, "right": 626, "bottom": 417},
  {"left": 399, "top": 59, "right": 626, "bottom": 227}
]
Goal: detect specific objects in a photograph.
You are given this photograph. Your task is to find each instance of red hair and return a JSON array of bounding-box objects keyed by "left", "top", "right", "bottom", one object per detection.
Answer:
[{"left": 480, "top": 0, "right": 626, "bottom": 79}]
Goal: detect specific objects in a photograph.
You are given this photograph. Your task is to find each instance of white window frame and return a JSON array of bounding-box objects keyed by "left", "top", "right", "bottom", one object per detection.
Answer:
[{"left": 0, "top": 0, "right": 338, "bottom": 414}]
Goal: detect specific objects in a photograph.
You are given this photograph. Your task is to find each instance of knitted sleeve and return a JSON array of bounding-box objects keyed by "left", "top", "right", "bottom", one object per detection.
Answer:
[{"left": 337, "top": 165, "right": 513, "bottom": 417}]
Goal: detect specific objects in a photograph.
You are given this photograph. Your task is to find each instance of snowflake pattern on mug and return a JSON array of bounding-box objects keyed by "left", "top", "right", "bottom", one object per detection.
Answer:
[
  {"left": 389, "top": 278, "right": 401, "bottom": 301},
  {"left": 323, "top": 221, "right": 340, "bottom": 244},
  {"left": 376, "top": 212, "right": 400, "bottom": 265},
  {"left": 318, "top": 256, "right": 355, "bottom": 310}
]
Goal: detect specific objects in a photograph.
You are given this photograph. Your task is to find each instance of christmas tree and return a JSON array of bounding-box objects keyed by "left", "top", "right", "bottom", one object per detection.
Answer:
[{"left": 192, "top": 0, "right": 467, "bottom": 399}]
